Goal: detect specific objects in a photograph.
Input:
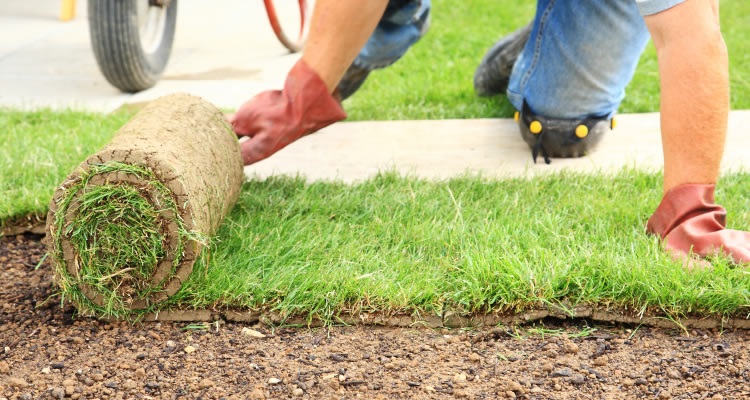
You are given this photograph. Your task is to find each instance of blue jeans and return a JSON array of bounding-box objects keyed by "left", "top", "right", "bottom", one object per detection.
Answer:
[
  {"left": 351, "top": 0, "right": 431, "bottom": 70},
  {"left": 507, "top": 0, "right": 651, "bottom": 119},
  {"left": 357, "top": 0, "right": 682, "bottom": 118}
]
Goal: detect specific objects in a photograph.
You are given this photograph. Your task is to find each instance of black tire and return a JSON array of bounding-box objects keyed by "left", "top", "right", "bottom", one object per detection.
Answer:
[{"left": 88, "top": 0, "right": 178, "bottom": 93}]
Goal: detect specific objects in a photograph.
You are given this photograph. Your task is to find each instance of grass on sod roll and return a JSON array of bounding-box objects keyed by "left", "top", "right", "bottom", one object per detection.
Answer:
[{"left": 50, "top": 162, "right": 205, "bottom": 318}]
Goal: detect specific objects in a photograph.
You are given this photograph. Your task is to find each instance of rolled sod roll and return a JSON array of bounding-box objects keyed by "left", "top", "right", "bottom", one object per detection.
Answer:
[{"left": 46, "top": 93, "right": 244, "bottom": 316}]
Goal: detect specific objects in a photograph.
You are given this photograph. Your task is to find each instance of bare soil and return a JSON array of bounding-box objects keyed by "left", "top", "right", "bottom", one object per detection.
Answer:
[{"left": 2, "top": 234, "right": 749, "bottom": 399}]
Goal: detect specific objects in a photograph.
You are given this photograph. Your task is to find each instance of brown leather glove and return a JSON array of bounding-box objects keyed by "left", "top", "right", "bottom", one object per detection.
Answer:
[
  {"left": 229, "top": 59, "right": 347, "bottom": 165},
  {"left": 646, "top": 183, "right": 750, "bottom": 265}
]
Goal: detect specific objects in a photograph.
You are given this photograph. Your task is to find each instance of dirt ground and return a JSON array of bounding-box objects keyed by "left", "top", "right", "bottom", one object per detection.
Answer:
[{"left": 1, "top": 234, "right": 749, "bottom": 400}]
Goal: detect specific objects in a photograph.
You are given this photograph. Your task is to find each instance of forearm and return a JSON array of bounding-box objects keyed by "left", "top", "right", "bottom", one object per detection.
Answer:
[
  {"left": 644, "top": 1, "right": 729, "bottom": 193},
  {"left": 302, "top": 0, "right": 388, "bottom": 91}
]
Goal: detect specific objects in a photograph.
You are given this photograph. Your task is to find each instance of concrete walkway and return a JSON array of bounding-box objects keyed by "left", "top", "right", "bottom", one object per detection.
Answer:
[
  {"left": 0, "top": 0, "right": 299, "bottom": 112},
  {"left": 2, "top": 1, "right": 749, "bottom": 181},
  {"left": 246, "top": 111, "right": 750, "bottom": 182}
]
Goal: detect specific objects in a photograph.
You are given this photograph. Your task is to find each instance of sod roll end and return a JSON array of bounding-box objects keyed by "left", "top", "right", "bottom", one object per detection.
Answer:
[{"left": 46, "top": 93, "right": 244, "bottom": 317}]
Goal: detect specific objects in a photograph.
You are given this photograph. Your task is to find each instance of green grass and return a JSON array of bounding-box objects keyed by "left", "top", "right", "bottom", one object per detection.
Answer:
[
  {"left": 3, "top": 1, "right": 750, "bottom": 322},
  {"left": 344, "top": 0, "right": 750, "bottom": 120},
  {"left": 167, "top": 170, "right": 750, "bottom": 324},
  {"left": 0, "top": 109, "right": 131, "bottom": 228}
]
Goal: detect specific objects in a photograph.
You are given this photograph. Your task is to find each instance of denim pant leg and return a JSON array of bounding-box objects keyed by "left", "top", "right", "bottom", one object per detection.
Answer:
[
  {"left": 507, "top": 0, "right": 651, "bottom": 119},
  {"left": 337, "top": 0, "right": 430, "bottom": 99},
  {"left": 352, "top": 0, "right": 431, "bottom": 70}
]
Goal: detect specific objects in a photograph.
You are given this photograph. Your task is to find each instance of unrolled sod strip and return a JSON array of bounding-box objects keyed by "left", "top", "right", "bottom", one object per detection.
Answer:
[{"left": 46, "top": 93, "right": 244, "bottom": 317}]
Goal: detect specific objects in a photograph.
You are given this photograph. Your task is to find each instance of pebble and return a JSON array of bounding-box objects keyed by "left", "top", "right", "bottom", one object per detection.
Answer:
[
  {"left": 41, "top": 367, "right": 51, "bottom": 374},
  {"left": 48, "top": 387, "right": 65, "bottom": 399},
  {"left": 198, "top": 378, "right": 215, "bottom": 389},
  {"left": 6, "top": 377, "right": 28, "bottom": 387},
  {"left": 0, "top": 362, "right": 8, "bottom": 374},
  {"left": 292, "top": 388, "right": 304, "bottom": 397},
  {"left": 551, "top": 368, "right": 572, "bottom": 378},
  {"left": 123, "top": 380, "right": 137, "bottom": 390},
  {"left": 593, "top": 355, "right": 609, "bottom": 366},
  {"left": 242, "top": 328, "right": 266, "bottom": 339},
  {"left": 570, "top": 374, "right": 585, "bottom": 385},
  {"left": 666, "top": 369, "right": 681, "bottom": 380},
  {"left": 268, "top": 377, "right": 282, "bottom": 385},
  {"left": 184, "top": 345, "right": 196, "bottom": 354},
  {"left": 563, "top": 342, "right": 579, "bottom": 354},
  {"left": 454, "top": 372, "right": 467, "bottom": 382},
  {"left": 468, "top": 353, "right": 481, "bottom": 362},
  {"left": 166, "top": 340, "right": 177, "bottom": 348},
  {"left": 507, "top": 381, "right": 523, "bottom": 393}
]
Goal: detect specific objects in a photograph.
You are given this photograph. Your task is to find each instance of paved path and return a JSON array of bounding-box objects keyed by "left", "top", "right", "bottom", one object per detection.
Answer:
[
  {"left": 2, "top": 1, "right": 749, "bottom": 181},
  {"left": 246, "top": 111, "right": 750, "bottom": 181},
  {"left": 0, "top": 0, "right": 299, "bottom": 112}
]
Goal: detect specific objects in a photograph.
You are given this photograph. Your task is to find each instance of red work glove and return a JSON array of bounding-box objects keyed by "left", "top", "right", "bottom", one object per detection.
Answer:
[
  {"left": 229, "top": 59, "right": 347, "bottom": 165},
  {"left": 646, "top": 183, "right": 750, "bottom": 265}
]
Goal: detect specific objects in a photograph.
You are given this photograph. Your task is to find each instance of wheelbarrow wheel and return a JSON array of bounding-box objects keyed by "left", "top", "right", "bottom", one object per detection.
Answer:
[
  {"left": 89, "top": 0, "right": 178, "bottom": 93},
  {"left": 264, "top": 0, "right": 309, "bottom": 53}
]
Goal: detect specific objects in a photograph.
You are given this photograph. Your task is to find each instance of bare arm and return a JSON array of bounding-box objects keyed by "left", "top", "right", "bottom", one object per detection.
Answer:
[
  {"left": 642, "top": 2, "right": 750, "bottom": 265},
  {"left": 643, "top": 0, "right": 729, "bottom": 193},
  {"left": 302, "top": 0, "right": 389, "bottom": 91},
  {"left": 230, "top": 0, "right": 388, "bottom": 165}
]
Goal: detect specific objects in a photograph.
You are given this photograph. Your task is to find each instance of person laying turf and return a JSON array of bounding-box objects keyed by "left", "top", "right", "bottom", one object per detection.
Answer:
[{"left": 229, "top": 0, "right": 750, "bottom": 265}]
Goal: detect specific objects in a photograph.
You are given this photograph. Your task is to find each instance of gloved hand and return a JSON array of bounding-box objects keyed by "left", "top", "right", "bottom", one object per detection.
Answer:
[
  {"left": 229, "top": 59, "right": 347, "bottom": 165},
  {"left": 646, "top": 184, "right": 750, "bottom": 265}
]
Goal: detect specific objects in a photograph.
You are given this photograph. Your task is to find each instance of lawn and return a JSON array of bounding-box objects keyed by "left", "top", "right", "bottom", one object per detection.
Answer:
[
  {"left": 173, "top": 171, "right": 750, "bottom": 325},
  {"left": 2, "top": 0, "right": 750, "bottom": 322}
]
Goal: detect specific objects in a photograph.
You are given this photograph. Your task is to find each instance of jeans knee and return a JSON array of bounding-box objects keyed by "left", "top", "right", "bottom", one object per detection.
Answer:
[{"left": 353, "top": 0, "right": 431, "bottom": 70}]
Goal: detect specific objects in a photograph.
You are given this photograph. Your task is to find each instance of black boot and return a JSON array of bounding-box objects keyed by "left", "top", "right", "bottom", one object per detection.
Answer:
[
  {"left": 516, "top": 101, "right": 615, "bottom": 164},
  {"left": 473, "top": 22, "right": 532, "bottom": 97},
  {"left": 336, "top": 64, "right": 372, "bottom": 101}
]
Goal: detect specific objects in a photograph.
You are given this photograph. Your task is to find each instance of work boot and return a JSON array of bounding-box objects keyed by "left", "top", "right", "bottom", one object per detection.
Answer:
[
  {"left": 474, "top": 22, "right": 532, "bottom": 97},
  {"left": 516, "top": 101, "right": 614, "bottom": 164},
  {"left": 336, "top": 64, "right": 372, "bottom": 101}
]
